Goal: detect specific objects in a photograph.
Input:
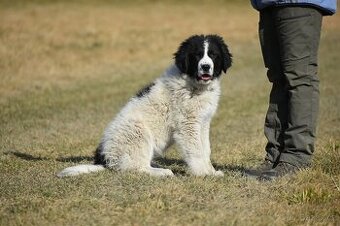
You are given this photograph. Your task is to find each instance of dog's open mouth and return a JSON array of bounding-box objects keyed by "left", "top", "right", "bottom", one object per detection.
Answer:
[{"left": 198, "top": 74, "right": 213, "bottom": 81}]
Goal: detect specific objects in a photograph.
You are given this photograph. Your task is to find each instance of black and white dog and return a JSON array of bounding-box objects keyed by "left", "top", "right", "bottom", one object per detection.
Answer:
[{"left": 58, "top": 34, "right": 232, "bottom": 177}]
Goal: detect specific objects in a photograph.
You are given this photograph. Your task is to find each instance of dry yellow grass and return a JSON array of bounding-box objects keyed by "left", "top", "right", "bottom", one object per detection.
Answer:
[
  {"left": 0, "top": 1, "right": 258, "bottom": 101},
  {"left": 0, "top": 1, "right": 339, "bottom": 225}
]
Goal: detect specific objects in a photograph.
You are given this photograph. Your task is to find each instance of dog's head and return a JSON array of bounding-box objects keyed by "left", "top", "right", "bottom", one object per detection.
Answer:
[{"left": 174, "top": 34, "right": 232, "bottom": 84}]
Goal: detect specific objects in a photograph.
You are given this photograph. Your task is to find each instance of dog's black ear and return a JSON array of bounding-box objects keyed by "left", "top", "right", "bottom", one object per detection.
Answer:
[
  {"left": 174, "top": 38, "right": 190, "bottom": 73},
  {"left": 208, "top": 35, "right": 232, "bottom": 73},
  {"left": 174, "top": 35, "right": 203, "bottom": 74}
]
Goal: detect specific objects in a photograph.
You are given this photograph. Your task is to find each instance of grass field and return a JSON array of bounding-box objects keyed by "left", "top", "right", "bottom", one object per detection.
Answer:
[{"left": 1, "top": 1, "right": 339, "bottom": 225}]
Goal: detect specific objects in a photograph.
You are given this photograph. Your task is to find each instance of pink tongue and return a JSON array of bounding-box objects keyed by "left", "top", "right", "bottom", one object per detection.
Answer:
[{"left": 201, "top": 74, "right": 211, "bottom": 80}]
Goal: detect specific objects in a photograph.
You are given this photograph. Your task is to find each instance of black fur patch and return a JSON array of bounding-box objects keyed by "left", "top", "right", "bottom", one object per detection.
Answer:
[
  {"left": 206, "top": 35, "right": 232, "bottom": 74},
  {"left": 94, "top": 144, "right": 105, "bottom": 165},
  {"left": 136, "top": 82, "right": 155, "bottom": 98},
  {"left": 174, "top": 35, "right": 205, "bottom": 76}
]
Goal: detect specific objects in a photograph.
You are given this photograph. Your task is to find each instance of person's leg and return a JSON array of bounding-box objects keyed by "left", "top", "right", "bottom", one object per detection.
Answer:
[
  {"left": 275, "top": 6, "right": 323, "bottom": 168},
  {"left": 259, "top": 6, "right": 323, "bottom": 180},
  {"left": 264, "top": 80, "right": 289, "bottom": 164},
  {"left": 259, "top": 8, "right": 288, "bottom": 164},
  {"left": 243, "top": 8, "right": 287, "bottom": 177}
]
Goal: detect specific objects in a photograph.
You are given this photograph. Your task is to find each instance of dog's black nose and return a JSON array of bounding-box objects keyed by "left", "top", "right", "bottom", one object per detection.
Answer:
[{"left": 201, "top": 64, "right": 211, "bottom": 71}]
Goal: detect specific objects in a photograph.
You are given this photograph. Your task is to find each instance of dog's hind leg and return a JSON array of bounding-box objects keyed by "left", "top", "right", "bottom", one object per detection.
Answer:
[
  {"left": 116, "top": 145, "right": 174, "bottom": 177},
  {"left": 117, "top": 153, "right": 174, "bottom": 177},
  {"left": 107, "top": 120, "right": 173, "bottom": 177},
  {"left": 119, "top": 148, "right": 174, "bottom": 177}
]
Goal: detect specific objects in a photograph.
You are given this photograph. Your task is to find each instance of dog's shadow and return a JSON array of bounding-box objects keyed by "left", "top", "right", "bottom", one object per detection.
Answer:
[
  {"left": 5, "top": 150, "right": 245, "bottom": 176},
  {"left": 56, "top": 155, "right": 94, "bottom": 163},
  {"left": 5, "top": 150, "right": 49, "bottom": 161},
  {"left": 5, "top": 150, "right": 93, "bottom": 163},
  {"left": 152, "top": 157, "right": 187, "bottom": 175},
  {"left": 213, "top": 163, "right": 246, "bottom": 175}
]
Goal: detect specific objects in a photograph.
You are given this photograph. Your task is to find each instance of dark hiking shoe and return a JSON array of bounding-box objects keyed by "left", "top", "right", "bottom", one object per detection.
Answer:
[
  {"left": 258, "top": 162, "right": 300, "bottom": 181},
  {"left": 243, "top": 160, "right": 274, "bottom": 178}
]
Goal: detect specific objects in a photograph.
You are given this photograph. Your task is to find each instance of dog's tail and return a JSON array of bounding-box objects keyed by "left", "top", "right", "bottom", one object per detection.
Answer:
[{"left": 57, "top": 164, "right": 105, "bottom": 178}]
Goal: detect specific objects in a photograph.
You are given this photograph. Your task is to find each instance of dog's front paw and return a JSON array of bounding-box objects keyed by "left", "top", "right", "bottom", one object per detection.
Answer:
[
  {"left": 145, "top": 167, "right": 175, "bottom": 177},
  {"left": 190, "top": 168, "right": 224, "bottom": 177}
]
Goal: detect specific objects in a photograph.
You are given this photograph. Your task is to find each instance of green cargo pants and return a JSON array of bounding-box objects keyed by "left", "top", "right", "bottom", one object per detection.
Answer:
[{"left": 259, "top": 6, "right": 323, "bottom": 167}]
